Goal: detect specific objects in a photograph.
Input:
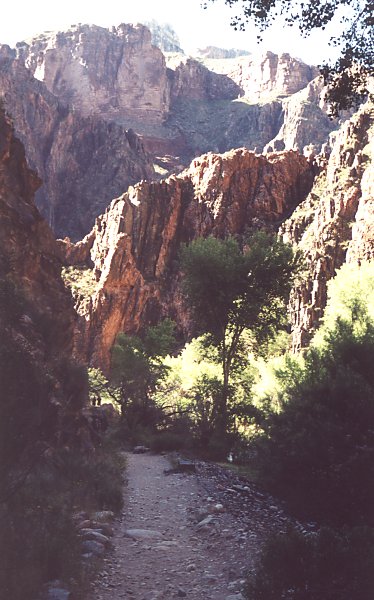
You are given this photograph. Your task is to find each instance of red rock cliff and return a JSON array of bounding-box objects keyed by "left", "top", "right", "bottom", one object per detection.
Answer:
[
  {"left": 60, "top": 148, "right": 315, "bottom": 371},
  {"left": 281, "top": 104, "right": 374, "bottom": 349},
  {"left": 0, "top": 108, "right": 74, "bottom": 355}
]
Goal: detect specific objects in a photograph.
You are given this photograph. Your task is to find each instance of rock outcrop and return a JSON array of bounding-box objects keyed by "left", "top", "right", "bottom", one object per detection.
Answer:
[
  {"left": 0, "top": 23, "right": 345, "bottom": 241},
  {"left": 17, "top": 23, "right": 170, "bottom": 125},
  {"left": 226, "top": 51, "right": 318, "bottom": 101},
  {"left": 0, "top": 107, "right": 74, "bottom": 354},
  {"left": 170, "top": 58, "right": 241, "bottom": 102},
  {"left": 145, "top": 20, "right": 184, "bottom": 54},
  {"left": 281, "top": 104, "right": 374, "bottom": 348},
  {"left": 59, "top": 148, "right": 315, "bottom": 370},
  {"left": 0, "top": 44, "right": 155, "bottom": 239}
]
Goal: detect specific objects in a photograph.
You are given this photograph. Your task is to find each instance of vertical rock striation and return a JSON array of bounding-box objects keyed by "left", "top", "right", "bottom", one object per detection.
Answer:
[
  {"left": 281, "top": 104, "right": 374, "bottom": 349},
  {"left": 59, "top": 148, "right": 315, "bottom": 370},
  {"left": 0, "top": 44, "right": 155, "bottom": 240},
  {"left": 18, "top": 23, "right": 170, "bottom": 124},
  {"left": 0, "top": 107, "right": 75, "bottom": 355}
]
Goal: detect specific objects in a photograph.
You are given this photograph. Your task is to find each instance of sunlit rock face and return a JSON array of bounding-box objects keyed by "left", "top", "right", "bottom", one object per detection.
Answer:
[
  {"left": 281, "top": 104, "right": 374, "bottom": 349},
  {"left": 0, "top": 43, "right": 155, "bottom": 240},
  {"left": 264, "top": 78, "right": 336, "bottom": 153},
  {"left": 59, "top": 148, "right": 314, "bottom": 371},
  {"left": 169, "top": 58, "right": 242, "bottom": 102},
  {"left": 0, "top": 108, "right": 74, "bottom": 355},
  {"left": 17, "top": 23, "right": 170, "bottom": 125},
  {"left": 226, "top": 51, "right": 318, "bottom": 101},
  {"left": 1, "top": 23, "right": 344, "bottom": 242}
]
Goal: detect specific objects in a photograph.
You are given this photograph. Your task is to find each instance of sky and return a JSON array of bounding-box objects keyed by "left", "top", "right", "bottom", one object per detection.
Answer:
[{"left": 0, "top": 0, "right": 346, "bottom": 66}]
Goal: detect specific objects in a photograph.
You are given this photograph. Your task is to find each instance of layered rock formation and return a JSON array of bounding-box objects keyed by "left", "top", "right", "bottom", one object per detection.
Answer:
[
  {"left": 224, "top": 51, "right": 318, "bottom": 101},
  {"left": 0, "top": 22, "right": 343, "bottom": 240},
  {"left": 0, "top": 44, "right": 155, "bottom": 239},
  {"left": 59, "top": 148, "right": 315, "bottom": 370},
  {"left": 281, "top": 104, "right": 374, "bottom": 348},
  {"left": 18, "top": 23, "right": 170, "bottom": 125},
  {"left": 59, "top": 101, "right": 373, "bottom": 369},
  {"left": 170, "top": 58, "right": 241, "bottom": 102}
]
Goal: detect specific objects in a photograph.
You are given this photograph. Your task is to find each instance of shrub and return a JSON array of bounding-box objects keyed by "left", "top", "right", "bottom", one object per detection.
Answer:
[
  {"left": 0, "top": 472, "right": 81, "bottom": 600},
  {"left": 245, "top": 527, "right": 374, "bottom": 600},
  {"left": 253, "top": 263, "right": 374, "bottom": 525}
]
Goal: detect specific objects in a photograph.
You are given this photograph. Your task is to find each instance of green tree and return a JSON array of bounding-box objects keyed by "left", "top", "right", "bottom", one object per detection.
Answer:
[
  {"left": 180, "top": 232, "right": 298, "bottom": 447},
  {"left": 203, "top": 0, "right": 373, "bottom": 115},
  {"left": 111, "top": 319, "right": 176, "bottom": 433},
  {"left": 254, "top": 262, "right": 374, "bottom": 525}
]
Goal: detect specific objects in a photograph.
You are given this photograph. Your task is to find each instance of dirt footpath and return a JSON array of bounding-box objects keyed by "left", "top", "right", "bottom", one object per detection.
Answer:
[{"left": 89, "top": 452, "right": 292, "bottom": 600}]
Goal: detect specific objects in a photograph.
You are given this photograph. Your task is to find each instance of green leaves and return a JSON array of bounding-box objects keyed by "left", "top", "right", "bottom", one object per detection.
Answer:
[
  {"left": 254, "top": 261, "right": 374, "bottom": 525},
  {"left": 180, "top": 236, "right": 245, "bottom": 338},
  {"left": 180, "top": 233, "right": 298, "bottom": 452},
  {"left": 180, "top": 232, "right": 298, "bottom": 347}
]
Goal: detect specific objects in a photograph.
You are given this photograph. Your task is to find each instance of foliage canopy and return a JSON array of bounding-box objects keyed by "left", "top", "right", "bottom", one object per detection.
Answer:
[
  {"left": 180, "top": 233, "right": 298, "bottom": 453},
  {"left": 254, "top": 262, "right": 374, "bottom": 525}
]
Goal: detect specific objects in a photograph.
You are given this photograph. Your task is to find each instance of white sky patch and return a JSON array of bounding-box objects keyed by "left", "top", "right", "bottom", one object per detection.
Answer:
[{"left": 0, "top": 0, "right": 348, "bottom": 66}]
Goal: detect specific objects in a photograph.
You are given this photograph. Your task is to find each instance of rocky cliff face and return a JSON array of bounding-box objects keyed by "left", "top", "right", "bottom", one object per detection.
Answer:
[
  {"left": 59, "top": 148, "right": 315, "bottom": 370},
  {"left": 170, "top": 58, "right": 241, "bottom": 102},
  {"left": 224, "top": 51, "right": 318, "bottom": 101},
  {"left": 0, "top": 44, "right": 155, "bottom": 239},
  {"left": 0, "top": 108, "right": 74, "bottom": 354},
  {"left": 281, "top": 104, "right": 374, "bottom": 349},
  {"left": 0, "top": 23, "right": 344, "bottom": 241},
  {"left": 18, "top": 23, "right": 170, "bottom": 125},
  {"left": 145, "top": 21, "right": 184, "bottom": 53}
]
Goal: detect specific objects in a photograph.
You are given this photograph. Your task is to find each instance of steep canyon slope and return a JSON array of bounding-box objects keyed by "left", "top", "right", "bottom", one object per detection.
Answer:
[
  {"left": 60, "top": 103, "right": 373, "bottom": 371},
  {"left": 282, "top": 104, "right": 374, "bottom": 348},
  {"left": 60, "top": 148, "right": 315, "bottom": 370},
  {"left": 0, "top": 44, "right": 155, "bottom": 240},
  {"left": 1, "top": 22, "right": 343, "bottom": 240},
  {"left": 0, "top": 108, "right": 74, "bottom": 353},
  {"left": 0, "top": 108, "right": 79, "bottom": 467}
]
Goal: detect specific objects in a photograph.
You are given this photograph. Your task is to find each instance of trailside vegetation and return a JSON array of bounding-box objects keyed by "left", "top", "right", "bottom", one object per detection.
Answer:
[
  {"left": 179, "top": 232, "right": 300, "bottom": 456},
  {"left": 244, "top": 261, "right": 374, "bottom": 599}
]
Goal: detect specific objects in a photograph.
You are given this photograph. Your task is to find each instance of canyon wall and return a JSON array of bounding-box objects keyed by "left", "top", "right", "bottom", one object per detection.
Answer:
[
  {"left": 0, "top": 108, "right": 74, "bottom": 355},
  {"left": 281, "top": 104, "right": 374, "bottom": 348},
  {"left": 17, "top": 24, "right": 170, "bottom": 125},
  {"left": 0, "top": 44, "right": 155, "bottom": 240},
  {"left": 59, "top": 102, "right": 373, "bottom": 371},
  {"left": 1, "top": 23, "right": 343, "bottom": 240},
  {"left": 59, "top": 148, "right": 315, "bottom": 370}
]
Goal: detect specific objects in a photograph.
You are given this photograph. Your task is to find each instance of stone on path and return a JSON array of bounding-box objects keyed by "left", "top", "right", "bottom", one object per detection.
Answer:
[
  {"left": 196, "top": 515, "right": 214, "bottom": 528},
  {"left": 92, "top": 510, "right": 115, "bottom": 523},
  {"left": 124, "top": 528, "right": 164, "bottom": 541},
  {"left": 82, "top": 540, "right": 106, "bottom": 556}
]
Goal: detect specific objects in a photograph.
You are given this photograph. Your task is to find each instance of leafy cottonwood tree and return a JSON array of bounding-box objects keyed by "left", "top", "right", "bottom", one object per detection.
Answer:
[
  {"left": 180, "top": 232, "right": 299, "bottom": 445},
  {"left": 203, "top": 0, "right": 374, "bottom": 115}
]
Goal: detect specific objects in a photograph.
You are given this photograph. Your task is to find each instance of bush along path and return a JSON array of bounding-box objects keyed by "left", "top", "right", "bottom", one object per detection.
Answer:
[{"left": 89, "top": 451, "right": 304, "bottom": 600}]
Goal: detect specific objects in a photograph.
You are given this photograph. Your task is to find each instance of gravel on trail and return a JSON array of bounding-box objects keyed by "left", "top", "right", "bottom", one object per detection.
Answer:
[{"left": 89, "top": 452, "right": 294, "bottom": 600}]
